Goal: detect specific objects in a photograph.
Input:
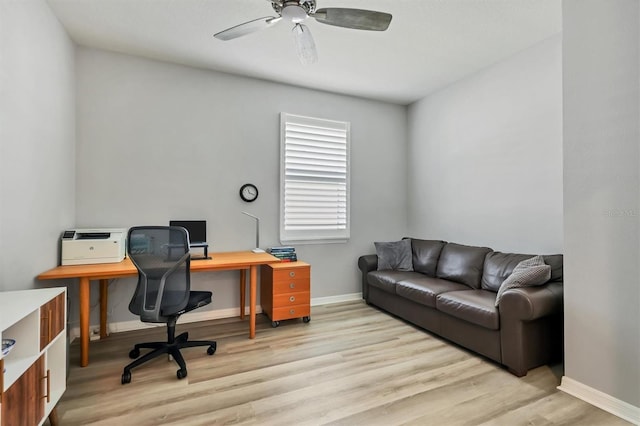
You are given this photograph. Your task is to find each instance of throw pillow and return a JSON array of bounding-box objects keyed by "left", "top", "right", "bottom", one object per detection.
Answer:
[
  {"left": 495, "top": 255, "right": 551, "bottom": 306},
  {"left": 375, "top": 239, "right": 414, "bottom": 271}
]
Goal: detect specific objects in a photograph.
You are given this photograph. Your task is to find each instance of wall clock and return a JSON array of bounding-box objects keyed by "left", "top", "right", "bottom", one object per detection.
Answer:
[{"left": 239, "top": 183, "right": 259, "bottom": 202}]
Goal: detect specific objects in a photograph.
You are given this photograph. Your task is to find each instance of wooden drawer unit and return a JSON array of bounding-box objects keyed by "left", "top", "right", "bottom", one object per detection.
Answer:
[
  {"left": 261, "top": 261, "right": 311, "bottom": 327},
  {"left": 40, "top": 293, "right": 65, "bottom": 351}
]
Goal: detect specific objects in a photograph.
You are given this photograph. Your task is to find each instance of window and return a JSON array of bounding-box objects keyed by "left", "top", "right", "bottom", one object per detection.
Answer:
[{"left": 280, "top": 113, "right": 350, "bottom": 244}]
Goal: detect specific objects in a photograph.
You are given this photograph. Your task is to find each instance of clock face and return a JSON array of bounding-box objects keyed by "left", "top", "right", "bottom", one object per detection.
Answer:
[{"left": 240, "top": 183, "right": 258, "bottom": 202}]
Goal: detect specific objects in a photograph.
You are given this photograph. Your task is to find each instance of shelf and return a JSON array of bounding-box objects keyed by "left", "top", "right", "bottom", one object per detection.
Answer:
[{"left": 1, "top": 287, "right": 67, "bottom": 426}]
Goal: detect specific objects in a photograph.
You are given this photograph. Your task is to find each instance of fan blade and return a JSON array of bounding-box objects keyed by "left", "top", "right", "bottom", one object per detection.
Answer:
[
  {"left": 214, "top": 16, "right": 282, "bottom": 41},
  {"left": 292, "top": 23, "right": 317, "bottom": 65},
  {"left": 312, "top": 8, "right": 392, "bottom": 31}
]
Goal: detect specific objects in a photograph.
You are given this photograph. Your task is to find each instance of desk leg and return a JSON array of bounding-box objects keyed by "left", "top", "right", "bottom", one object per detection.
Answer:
[
  {"left": 79, "top": 276, "right": 90, "bottom": 367},
  {"left": 239, "top": 269, "right": 246, "bottom": 320},
  {"left": 100, "top": 279, "right": 108, "bottom": 339},
  {"left": 249, "top": 265, "right": 257, "bottom": 339}
]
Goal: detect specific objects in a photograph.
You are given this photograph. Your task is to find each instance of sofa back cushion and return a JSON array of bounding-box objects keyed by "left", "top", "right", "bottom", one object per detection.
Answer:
[
  {"left": 408, "top": 238, "right": 446, "bottom": 277},
  {"left": 482, "top": 252, "right": 564, "bottom": 292},
  {"left": 543, "top": 254, "right": 563, "bottom": 282},
  {"left": 436, "top": 243, "right": 492, "bottom": 288},
  {"left": 481, "top": 252, "right": 533, "bottom": 292}
]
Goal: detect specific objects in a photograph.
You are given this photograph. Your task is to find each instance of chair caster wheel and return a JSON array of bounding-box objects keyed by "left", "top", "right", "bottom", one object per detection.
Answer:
[
  {"left": 121, "top": 371, "right": 131, "bottom": 384},
  {"left": 177, "top": 368, "right": 187, "bottom": 380},
  {"left": 129, "top": 348, "right": 140, "bottom": 359},
  {"left": 303, "top": 316, "right": 310, "bottom": 323},
  {"left": 271, "top": 321, "right": 280, "bottom": 328},
  {"left": 207, "top": 343, "right": 217, "bottom": 355}
]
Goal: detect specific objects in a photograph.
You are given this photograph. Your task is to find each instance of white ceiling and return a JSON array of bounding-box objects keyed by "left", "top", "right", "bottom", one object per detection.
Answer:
[{"left": 46, "top": 0, "right": 561, "bottom": 105}]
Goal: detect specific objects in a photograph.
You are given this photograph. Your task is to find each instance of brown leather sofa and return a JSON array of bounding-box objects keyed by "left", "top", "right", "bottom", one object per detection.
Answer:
[{"left": 358, "top": 238, "right": 563, "bottom": 376}]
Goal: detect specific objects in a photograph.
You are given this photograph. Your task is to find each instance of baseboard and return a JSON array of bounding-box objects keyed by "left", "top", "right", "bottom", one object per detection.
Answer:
[
  {"left": 558, "top": 376, "right": 640, "bottom": 425},
  {"left": 70, "top": 294, "right": 365, "bottom": 340},
  {"left": 71, "top": 305, "right": 262, "bottom": 340},
  {"left": 311, "top": 292, "right": 362, "bottom": 306}
]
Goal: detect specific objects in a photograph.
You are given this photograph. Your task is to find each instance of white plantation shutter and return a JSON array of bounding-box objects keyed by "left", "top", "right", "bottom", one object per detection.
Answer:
[{"left": 280, "top": 113, "right": 350, "bottom": 243}]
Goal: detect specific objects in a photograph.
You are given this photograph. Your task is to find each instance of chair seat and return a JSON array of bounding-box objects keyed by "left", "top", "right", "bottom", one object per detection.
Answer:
[
  {"left": 161, "top": 290, "right": 212, "bottom": 317},
  {"left": 131, "top": 290, "right": 213, "bottom": 319},
  {"left": 186, "top": 290, "right": 212, "bottom": 312}
]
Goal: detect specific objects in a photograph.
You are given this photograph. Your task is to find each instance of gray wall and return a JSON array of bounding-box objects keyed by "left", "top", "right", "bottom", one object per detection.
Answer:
[
  {"left": 407, "top": 35, "right": 563, "bottom": 254},
  {"left": 563, "top": 0, "right": 640, "bottom": 408},
  {"left": 74, "top": 47, "right": 407, "bottom": 326},
  {"left": 3, "top": 0, "right": 638, "bottom": 415},
  {"left": 0, "top": 0, "right": 76, "bottom": 292}
]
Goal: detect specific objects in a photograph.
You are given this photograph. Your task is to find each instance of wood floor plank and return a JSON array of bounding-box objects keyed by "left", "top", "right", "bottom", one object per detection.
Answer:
[{"left": 55, "top": 301, "right": 630, "bottom": 425}]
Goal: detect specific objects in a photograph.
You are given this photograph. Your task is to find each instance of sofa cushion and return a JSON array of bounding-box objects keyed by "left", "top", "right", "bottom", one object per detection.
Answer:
[
  {"left": 481, "top": 252, "right": 534, "bottom": 292},
  {"left": 408, "top": 238, "right": 446, "bottom": 277},
  {"left": 495, "top": 256, "right": 551, "bottom": 306},
  {"left": 543, "top": 254, "right": 563, "bottom": 282},
  {"left": 436, "top": 243, "right": 492, "bottom": 289},
  {"left": 482, "top": 252, "right": 564, "bottom": 291},
  {"left": 436, "top": 290, "right": 499, "bottom": 330},
  {"left": 375, "top": 239, "right": 413, "bottom": 271},
  {"left": 367, "top": 270, "right": 421, "bottom": 295},
  {"left": 396, "top": 276, "right": 469, "bottom": 308}
]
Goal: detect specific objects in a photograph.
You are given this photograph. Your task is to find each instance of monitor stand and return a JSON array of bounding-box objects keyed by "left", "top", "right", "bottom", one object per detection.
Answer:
[{"left": 190, "top": 242, "right": 211, "bottom": 260}]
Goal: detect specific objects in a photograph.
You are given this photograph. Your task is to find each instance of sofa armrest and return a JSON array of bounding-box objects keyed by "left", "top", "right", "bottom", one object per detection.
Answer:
[
  {"left": 499, "top": 281, "right": 563, "bottom": 376},
  {"left": 358, "top": 254, "right": 378, "bottom": 301},
  {"left": 358, "top": 254, "right": 378, "bottom": 273},
  {"left": 499, "top": 281, "right": 563, "bottom": 320}
]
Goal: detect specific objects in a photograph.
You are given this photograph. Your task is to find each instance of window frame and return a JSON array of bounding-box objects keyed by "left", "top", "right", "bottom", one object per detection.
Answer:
[{"left": 279, "top": 112, "right": 351, "bottom": 245}]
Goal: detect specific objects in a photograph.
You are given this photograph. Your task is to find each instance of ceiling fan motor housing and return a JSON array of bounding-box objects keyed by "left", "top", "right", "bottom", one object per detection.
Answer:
[{"left": 273, "top": 0, "right": 317, "bottom": 22}]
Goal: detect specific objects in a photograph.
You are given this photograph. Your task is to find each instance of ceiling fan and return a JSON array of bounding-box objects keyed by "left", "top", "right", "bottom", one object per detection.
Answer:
[{"left": 214, "top": 0, "right": 392, "bottom": 64}]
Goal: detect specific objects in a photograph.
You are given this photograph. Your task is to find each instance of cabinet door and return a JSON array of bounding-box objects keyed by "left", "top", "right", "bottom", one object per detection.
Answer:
[
  {"left": 40, "top": 293, "right": 65, "bottom": 351},
  {"left": 1, "top": 354, "right": 45, "bottom": 426}
]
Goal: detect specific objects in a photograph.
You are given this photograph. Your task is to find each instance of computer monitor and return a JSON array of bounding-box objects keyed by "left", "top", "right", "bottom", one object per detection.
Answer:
[{"left": 169, "top": 220, "right": 207, "bottom": 244}]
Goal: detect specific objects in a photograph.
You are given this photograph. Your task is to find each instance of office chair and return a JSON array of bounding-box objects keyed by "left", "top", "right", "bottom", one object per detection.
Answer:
[{"left": 121, "top": 226, "right": 216, "bottom": 384}]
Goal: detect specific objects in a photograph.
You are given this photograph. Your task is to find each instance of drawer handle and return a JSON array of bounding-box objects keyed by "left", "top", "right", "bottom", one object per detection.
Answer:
[
  {"left": 289, "top": 283, "right": 295, "bottom": 289},
  {"left": 41, "top": 310, "right": 52, "bottom": 343},
  {"left": 289, "top": 271, "right": 296, "bottom": 277},
  {"left": 289, "top": 309, "right": 295, "bottom": 314},
  {"left": 41, "top": 369, "right": 51, "bottom": 403},
  {"left": 289, "top": 296, "right": 295, "bottom": 302}
]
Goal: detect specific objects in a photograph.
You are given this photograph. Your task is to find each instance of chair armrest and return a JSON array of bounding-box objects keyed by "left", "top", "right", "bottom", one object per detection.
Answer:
[
  {"left": 140, "top": 252, "right": 190, "bottom": 322},
  {"left": 499, "top": 282, "right": 563, "bottom": 321},
  {"left": 358, "top": 254, "right": 378, "bottom": 273}
]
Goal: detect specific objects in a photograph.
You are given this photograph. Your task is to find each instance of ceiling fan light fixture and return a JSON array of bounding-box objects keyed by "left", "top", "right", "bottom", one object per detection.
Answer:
[
  {"left": 292, "top": 23, "right": 317, "bottom": 65},
  {"left": 281, "top": 4, "right": 308, "bottom": 23}
]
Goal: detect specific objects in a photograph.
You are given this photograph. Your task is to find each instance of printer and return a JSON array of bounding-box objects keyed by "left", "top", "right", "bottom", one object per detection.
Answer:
[{"left": 61, "top": 228, "right": 126, "bottom": 265}]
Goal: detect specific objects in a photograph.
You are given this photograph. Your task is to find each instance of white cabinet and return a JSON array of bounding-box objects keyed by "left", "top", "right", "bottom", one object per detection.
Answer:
[{"left": 0, "top": 288, "right": 66, "bottom": 426}]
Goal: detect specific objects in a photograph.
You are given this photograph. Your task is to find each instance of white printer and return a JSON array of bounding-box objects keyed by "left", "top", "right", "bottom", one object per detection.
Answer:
[{"left": 61, "top": 228, "right": 126, "bottom": 265}]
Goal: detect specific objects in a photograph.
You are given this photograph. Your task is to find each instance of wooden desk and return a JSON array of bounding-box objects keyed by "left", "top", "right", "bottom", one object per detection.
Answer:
[{"left": 37, "top": 251, "right": 279, "bottom": 367}]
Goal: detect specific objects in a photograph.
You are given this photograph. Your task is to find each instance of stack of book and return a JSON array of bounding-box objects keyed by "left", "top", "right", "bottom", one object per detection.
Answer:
[{"left": 267, "top": 246, "right": 297, "bottom": 262}]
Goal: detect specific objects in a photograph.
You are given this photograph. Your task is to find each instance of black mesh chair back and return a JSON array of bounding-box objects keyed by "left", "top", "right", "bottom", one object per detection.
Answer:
[
  {"left": 128, "top": 226, "right": 191, "bottom": 322},
  {"left": 121, "top": 226, "right": 216, "bottom": 384}
]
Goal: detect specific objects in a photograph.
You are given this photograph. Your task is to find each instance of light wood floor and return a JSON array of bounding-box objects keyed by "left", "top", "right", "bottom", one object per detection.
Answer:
[{"left": 57, "top": 301, "right": 629, "bottom": 425}]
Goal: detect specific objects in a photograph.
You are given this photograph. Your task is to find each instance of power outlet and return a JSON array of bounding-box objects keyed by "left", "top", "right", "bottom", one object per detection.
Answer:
[{"left": 89, "top": 328, "right": 100, "bottom": 341}]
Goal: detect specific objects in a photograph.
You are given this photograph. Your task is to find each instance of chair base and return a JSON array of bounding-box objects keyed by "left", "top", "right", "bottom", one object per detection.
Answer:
[{"left": 122, "top": 325, "right": 216, "bottom": 384}]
